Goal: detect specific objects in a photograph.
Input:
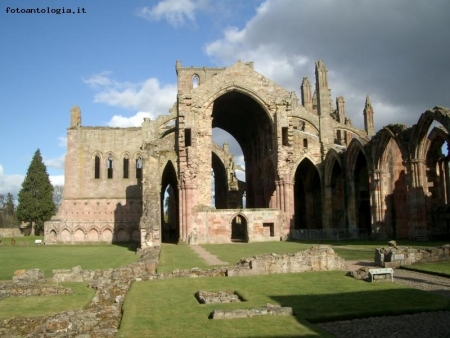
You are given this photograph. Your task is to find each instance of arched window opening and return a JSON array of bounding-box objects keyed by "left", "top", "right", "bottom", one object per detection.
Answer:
[
  {"left": 94, "top": 155, "right": 100, "bottom": 179},
  {"left": 123, "top": 156, "right": 129, "bottom": 179},
  {"left": 107, "top": 155, "right": 113, "bottom": 179},
  {"left": 136, "top": 157, "right": 142, "bottom": 179},
  {"left": 192, "top": 74, "right": 199, "bottom": 89}
]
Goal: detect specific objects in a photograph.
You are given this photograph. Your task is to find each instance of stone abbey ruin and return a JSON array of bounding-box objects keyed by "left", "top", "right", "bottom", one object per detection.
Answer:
[{"left": 45, "top": 60, "right": 450, "bottom": 246}]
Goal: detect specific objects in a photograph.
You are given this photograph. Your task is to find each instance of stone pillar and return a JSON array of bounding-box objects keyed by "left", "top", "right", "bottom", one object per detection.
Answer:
[
  {"left": 283, "top": 180, "right": 295, "bottom": 233},
  {"left": 444, "top": 159, "right": 450, "bottom": 204},
  {"left": 409, "top": 159, "right": 427, "bottom": 237},
  {"left": 301, "top": 77, "right": 313, "bottom": 111},
  {"left": 372, "top": 169, "right": 383, "bottom": 225},
  {"left": 315, "top": 61, "right": 334, "bottom": 158}
]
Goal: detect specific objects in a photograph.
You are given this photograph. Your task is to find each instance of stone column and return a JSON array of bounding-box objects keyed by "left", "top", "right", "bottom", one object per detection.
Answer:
[
  {"left": 409, "top": 159, "right": 427, "bottom": 237},
  {"left": 283, "top": 180, "right": 295, "bottom": 234}
]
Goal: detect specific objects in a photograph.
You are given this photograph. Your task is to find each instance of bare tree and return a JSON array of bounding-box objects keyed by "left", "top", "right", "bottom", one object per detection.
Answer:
[{"left": 53, "top": 185, "right": 64, "bottom": 213}]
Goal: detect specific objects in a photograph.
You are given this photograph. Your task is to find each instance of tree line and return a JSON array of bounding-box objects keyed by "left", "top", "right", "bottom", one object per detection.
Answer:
[{"left": 0, "top": 149, "right": 63, "bottom": 235}]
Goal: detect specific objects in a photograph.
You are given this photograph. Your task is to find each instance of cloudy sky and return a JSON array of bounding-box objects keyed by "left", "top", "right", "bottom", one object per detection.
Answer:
[{"left": 1, "top": 0, "right": 449, "bottom": 198}]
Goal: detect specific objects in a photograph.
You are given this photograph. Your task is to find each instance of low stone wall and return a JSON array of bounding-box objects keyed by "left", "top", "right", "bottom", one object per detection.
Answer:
[
  {"left": 0, "top": 228, "right": 23, "bottom": 238},
  {"left": 227, "top": 245, "right": 345, "bottom": 277},
  {"left": 375, "top": 245, "right": 450, "bottom": 268},
  {"left": 0, "top": 283, "right": 73, "bottom": 300}
]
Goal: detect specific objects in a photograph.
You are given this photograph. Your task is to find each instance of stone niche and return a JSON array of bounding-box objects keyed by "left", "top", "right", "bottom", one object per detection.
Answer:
[{"left": 195, "top": 290, "right": 243, "bottom": 304}]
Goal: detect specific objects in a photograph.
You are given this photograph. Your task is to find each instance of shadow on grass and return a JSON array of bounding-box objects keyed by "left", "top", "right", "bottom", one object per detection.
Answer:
[
  {"left": 112, "top": 241, "right": 139, "bottom": 253},
  {"left": 270, "top": 288, "right": 450, "bottom": 324}
]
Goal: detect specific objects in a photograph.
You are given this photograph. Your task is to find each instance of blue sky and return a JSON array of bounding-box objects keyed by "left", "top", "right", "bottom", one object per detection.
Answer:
[{"left": 1, "top": 0, "right": 450, "bottom": 199}]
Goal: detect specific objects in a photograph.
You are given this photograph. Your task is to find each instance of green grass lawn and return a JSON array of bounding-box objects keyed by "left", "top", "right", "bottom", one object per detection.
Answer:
[
  {"left": 0, "top": 238, "right": 139, "bottom": 281},
  {"left": 118, "top": 271, "right": 450, "bottom": 337},
  {"left": 1, "top": 237, "right": 449, "bottom": 336},
  {"left": 0, "top": 282, "right": 95, "bottom": 319},
  {"left": 157, "top": 243, "right": 211, "bottom": 273}
]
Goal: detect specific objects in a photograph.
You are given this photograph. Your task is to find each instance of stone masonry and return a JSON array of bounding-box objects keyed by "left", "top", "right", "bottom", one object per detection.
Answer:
[{"left": 45, "top": 59, "right": 450, "bottom": 246}]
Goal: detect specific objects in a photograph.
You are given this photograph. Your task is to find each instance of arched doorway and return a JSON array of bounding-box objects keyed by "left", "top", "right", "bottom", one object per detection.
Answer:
[
  {"left": 161, "top": 162, "right": 179, "bottom": 243},
  {"left": 294, "top": 158, "right": 322, "bottom": 229},
  {"left": 231, "top": 214, "right": 248, "bottom": 242}
]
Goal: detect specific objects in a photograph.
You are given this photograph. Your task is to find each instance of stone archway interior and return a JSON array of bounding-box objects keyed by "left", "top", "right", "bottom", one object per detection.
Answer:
[
  {"left": 212, "top": 91, "right": 273, "bottom": 208},
  {"left": 161, "top": 162, "right": 179, "bottom": 243},
  {"left": 354, "top": 152, "right": 371, "bottom": 232},
  {"left": 294, "top": 159, "right": 322, "bottom": 230},
  {"left": 330, "top": 161, "right": 345, "bottom": 228}
]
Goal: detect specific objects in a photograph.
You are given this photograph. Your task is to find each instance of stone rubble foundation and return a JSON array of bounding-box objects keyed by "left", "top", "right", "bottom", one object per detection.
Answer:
[
  {"left": 0, "top": 245, "right": 344, "bottom": 337},
  {"left": 210, "top": 303, "right": 293, "bottom": 319}
]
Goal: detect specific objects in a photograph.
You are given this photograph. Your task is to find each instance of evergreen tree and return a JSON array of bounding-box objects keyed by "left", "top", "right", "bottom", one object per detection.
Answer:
[{"left": 16, "top": 149, "right": 55, "bottom": 235}]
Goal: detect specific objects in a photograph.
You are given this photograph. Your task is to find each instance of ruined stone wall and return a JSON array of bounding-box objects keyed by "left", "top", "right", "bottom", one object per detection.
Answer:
[
  {"left": 375, "top": 245, "right": 450, "bottom": 268},
  {"left": 0, "top": 228, "right": 23, "bottom": 238},
  {"left": 45, "top": 125, "right": 144, "bottom": 244},
  {"left": 192, "top": 209, "right": 284, "bottom": 244},
  {"left": 227, "top": 245, "right": 345, "bottom": 276}
]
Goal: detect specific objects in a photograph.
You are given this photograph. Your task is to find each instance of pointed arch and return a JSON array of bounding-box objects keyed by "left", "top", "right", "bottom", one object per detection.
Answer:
[
  {"left": 92, "top": 152, "right": 102, "bottom": 179},
  {"left": 294, "top": 158, "right": 322, "bottom": 230},
  {"left": 161, "top": 160, "right": 179, "bottom": 243},
  {"left": 122, "top": 152, "right": 130, "bottom": 179},
  {"left": 411, "top": 107, "right": 450, "bottom": 160},
  {"left": 324, "top": 149, "right": 345, "bottom": 229}
]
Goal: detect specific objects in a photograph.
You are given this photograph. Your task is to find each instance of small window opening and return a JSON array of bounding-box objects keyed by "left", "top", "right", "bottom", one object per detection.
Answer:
[
  {"left": 303, "top": 138, "right": 308, "bottom": 148},
  {"left": 263, "top": 223, "right": 274, "bottom": 237},
  {"left": 192, "top": 75, "right": 199, "bottom": 89},
  {"left": 185, "top": 128, "right": 192, "bottom": 147},
  {"left": 282, "top": 127, "right": 289, "bottom": 146},
  {"left": 123, "top": 157, "right": 129, "bottom": 179},
  {"left": 94, "top": 155, "right": 100, "bottom": 179},
  {"left": 107, "top": 155, "right": 113, "bottom": 179},
  {"left": 136, "top": 157, "right": 142, "bottom": 179}
]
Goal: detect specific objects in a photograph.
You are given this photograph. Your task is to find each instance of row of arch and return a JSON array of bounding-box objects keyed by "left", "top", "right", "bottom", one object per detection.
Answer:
[{"left": 47, "top": 227, "right": 140, "bottom": 243}]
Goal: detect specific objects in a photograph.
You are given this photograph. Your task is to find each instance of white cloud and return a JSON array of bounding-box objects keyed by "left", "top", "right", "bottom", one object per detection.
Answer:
[
  {"left": 44, "top": 154, "right": 65, "bottom": 171},
  {"left": 49, "top": 175, "right": 65, "bottom": 187},
  {"left": 136, "top": 0, "right": 199, "bottom": 27},
  {"left": 83, "top": 71, "right": 114, "bottom": 88},
  {"left": 0, "top": 164, "right": 24, "bottom": 198},
  {"left": 107, "top": 112, "right": 151, "bottom": 128},
  {"left": 85, "top": 73, "right": 177, "bottom": 122}
]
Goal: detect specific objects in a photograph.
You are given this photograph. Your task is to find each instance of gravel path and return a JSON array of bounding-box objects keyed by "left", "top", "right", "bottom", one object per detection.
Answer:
[{"left": 319, "top": 262, "right": 450, "bottom": 338}]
